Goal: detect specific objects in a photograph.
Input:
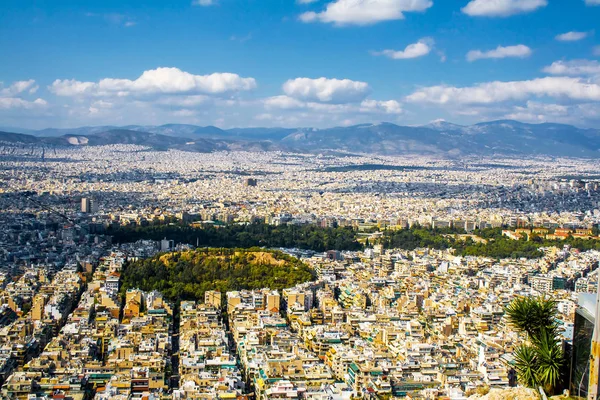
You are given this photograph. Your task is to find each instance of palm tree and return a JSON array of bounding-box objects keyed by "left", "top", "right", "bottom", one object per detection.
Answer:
[
  {"left": 504, "top": 295, "right": 558, "bottom": 338},
  {"left": 504, "top": 296, "right": 564, "bottom": 395}
]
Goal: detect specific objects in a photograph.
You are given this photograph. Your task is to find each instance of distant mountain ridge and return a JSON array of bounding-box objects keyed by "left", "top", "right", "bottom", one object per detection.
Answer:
[{"left": 1, "top": 120, "right": 599, "bottom": 157}]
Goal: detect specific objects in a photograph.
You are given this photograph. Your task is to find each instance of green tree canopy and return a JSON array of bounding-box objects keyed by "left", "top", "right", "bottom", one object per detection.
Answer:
[{"left": 121, "top": 248, "right": 315, "bottom": 305}]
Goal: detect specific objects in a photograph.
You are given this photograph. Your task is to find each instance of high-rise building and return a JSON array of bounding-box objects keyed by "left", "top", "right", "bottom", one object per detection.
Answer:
[
  {"left": 570, "top": 293, "right": 597, "bottom": 397},
  {"left": 81, "top": 197, "right": 94, "bottom": 213},
  {"left": 244, "top": 178, "right": 258, "bottom": 187},
  {"left": 160, "top": 238, "right": 174, "bottom": 252}
]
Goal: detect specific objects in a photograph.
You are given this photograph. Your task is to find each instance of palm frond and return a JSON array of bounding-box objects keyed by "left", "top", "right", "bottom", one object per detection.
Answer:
[
  {"left": 514, "top": 344, "right": 539, "bottom": 388},
  {"left": 534, "top": 328, "right": 563, "bottom": 392},
  {"left": 504, "top": 295, "right": 558, "bottom": 339}
]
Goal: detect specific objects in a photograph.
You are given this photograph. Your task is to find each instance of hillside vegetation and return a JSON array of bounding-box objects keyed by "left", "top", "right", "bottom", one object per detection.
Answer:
[{"left": 121, "top": 247, "right": 314, "bottom": 303}]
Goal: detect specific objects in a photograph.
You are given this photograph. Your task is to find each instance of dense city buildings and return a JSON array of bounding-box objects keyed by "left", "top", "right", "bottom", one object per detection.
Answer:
[{"left": 0, "top": 146, "right": 599, "bottom": 399}]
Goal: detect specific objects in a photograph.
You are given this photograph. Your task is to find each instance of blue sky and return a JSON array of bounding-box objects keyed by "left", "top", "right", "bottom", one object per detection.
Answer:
[{"left": 1, "top": 0, "right": 599, "bottom": 129}]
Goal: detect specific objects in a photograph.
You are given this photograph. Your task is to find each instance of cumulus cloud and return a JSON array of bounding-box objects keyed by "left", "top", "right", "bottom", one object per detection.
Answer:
[
  {"left": 542, "top": 60, "right": 600, "bottom": 76},
  {"left": 585, "top": 0, "right": 600, "bottom": 5},
  {"left": 373, "top": 38, "right": 433, "bottom": 60},
  {"left": 462, "top": 0, "right": 547, "bottom": 17},
  {"left": 406, "top": 77, "right": 600, "bottom": 104},
  {"left": 49, "top": 67, "right": 257, "bottom": 97},
  {"left": 466, "top": 44, "right": 531, "bottom": 61},
  {"left": 555, "top": 31, "right": 589, "bottom": 42},
  {"left": 282, "top": 77, "right": 370, "bottom": 103},
  {"left": 299, "top": 0, "right": 433, "bottom": 26}
]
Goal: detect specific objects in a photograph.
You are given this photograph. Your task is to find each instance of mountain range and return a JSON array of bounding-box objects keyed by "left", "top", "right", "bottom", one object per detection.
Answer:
[{"left": 1, "top": 120, "right": 599, "bottom": 157}]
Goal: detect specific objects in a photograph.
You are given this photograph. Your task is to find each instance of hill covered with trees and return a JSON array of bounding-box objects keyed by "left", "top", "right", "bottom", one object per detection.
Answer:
[{"left": 121, "top": 248, "right": 315, "bottom": 303}]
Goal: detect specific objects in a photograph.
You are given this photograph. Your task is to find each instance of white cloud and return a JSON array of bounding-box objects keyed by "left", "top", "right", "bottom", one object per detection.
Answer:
[
  {"left": 542, "top": 60, "right": 600, "bottom": 76},
  {"left": 0, "top": 80, "right": 46, "bottom": 111},
  {"left": 504, "top": 101, "right": 569, "bottom": 122},
  {"left": 359, "top": 99, "right": 403, "bottom": 114},
  {"left": 502, "top": 101, "right": 600, "bottom": 125},
  {"left": 282, "top": 77, "right": 370, "bottom": 103},
  {"left": 193, "top": 0, "right": 217, "bottom": 6},
  {"left": 299, "top": 0, "right": 433, "bottom": 26},
  {"left": 264, "top": 95, "right": 402, "bottom": 114},
  {"left": 373, "top": 38, "right": 433, "bottom": 60},
  {"left": 594, "top": 46, "right": 600, "bottom": 56},
  {"left": 49, "top": 67, "right": 257, "bottom": 97},
  {"left": 50, "top": 79, "right": 97, "bottom": 96},
  {"left": 585, "top": 0, "right": 600, "bottom": 5},
  {"left": 0, "top": 80, "right": 38, "bottom": 97},
  {"left": 466, "top": 44, "right": 531, "bottom": 61},
  {"left": 0, "top": 97, "right": 47, "bottom": 110},
  {"left": 88, "top": 100, "right": 113, "bottom": 115},
  {"left": 264, "top": 96, "right": 353, "bottom": 112},
  {"left": 555, "top": 31, "right": 589, "bottom": 42},
  {"left": 462, "top": 0, "right": 547, "bottom": 17},
  {"left": 297, "top": 0, "right": 319, "bottom": 3},
  {"left": 406, "top": 77, "right": 600, "bottom": 104}
]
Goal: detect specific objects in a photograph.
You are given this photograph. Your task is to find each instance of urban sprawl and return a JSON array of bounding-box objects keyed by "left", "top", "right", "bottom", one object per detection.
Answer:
[{"left": 1, "top": 145, "right": 600, "bottom": 400}]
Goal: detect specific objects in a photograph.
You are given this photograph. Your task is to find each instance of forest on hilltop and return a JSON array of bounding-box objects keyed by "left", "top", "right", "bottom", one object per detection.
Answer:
[{"left": 121, "top": 247, "right": 315, "bottom": 303}]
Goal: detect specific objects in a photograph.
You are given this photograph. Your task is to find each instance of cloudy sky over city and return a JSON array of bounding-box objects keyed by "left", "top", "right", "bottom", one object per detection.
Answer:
[{"left": 1, "top": 0, "right": 600, "bottom": 129}]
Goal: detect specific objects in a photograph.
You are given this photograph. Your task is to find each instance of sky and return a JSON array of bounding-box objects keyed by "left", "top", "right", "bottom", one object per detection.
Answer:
[{"left": 1, "top": 0, "right": 600, "bottom": 130}]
